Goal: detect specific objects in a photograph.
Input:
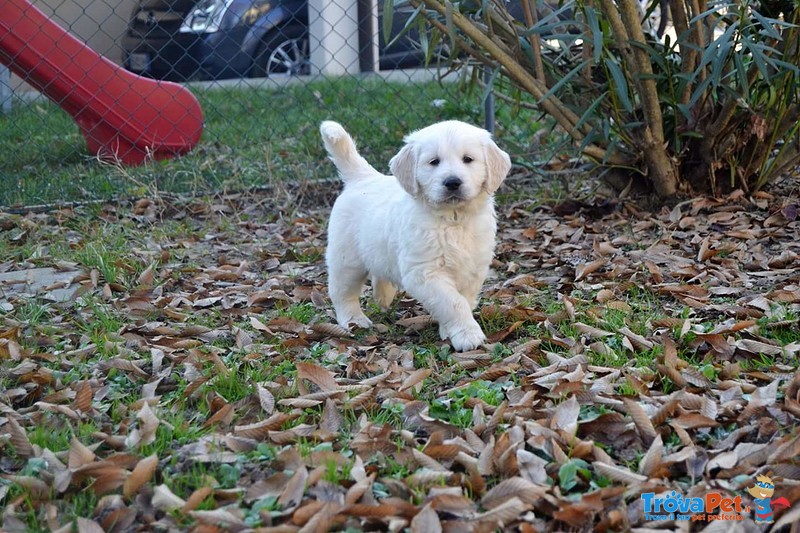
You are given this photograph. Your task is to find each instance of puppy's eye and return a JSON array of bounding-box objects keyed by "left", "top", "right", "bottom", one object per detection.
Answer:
[
  {"left": 429, "top": 158, "right": 440, "bottom": 166},
  {"left": 462, "top": 155, "right": 474, "bottom": 164}
]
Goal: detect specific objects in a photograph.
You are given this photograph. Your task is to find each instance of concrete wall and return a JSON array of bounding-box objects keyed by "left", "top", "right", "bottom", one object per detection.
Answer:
[{"left": 8, "top": 0, "right": 137, "bottom": 91}]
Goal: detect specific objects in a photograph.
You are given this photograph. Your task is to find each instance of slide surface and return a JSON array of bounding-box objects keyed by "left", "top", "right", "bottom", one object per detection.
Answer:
[{"left": 0, "top": 0, "right": 203, "bottom": 165}]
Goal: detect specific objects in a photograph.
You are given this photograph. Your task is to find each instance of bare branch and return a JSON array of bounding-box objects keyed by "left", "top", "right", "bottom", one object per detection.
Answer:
[
  {"left": 600, "top": 0, "right": 678, "bottom": 195},
  {"left": 519, "top": 0, "right": 546, "bottom": 82}
]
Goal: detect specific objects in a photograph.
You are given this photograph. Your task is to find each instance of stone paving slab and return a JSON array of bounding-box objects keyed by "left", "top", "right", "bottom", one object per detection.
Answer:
[{"left": 0, "top": 267, "right": 80, "bottom": 305}]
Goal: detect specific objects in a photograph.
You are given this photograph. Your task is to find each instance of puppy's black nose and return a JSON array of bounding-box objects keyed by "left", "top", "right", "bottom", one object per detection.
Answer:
[{"left": 444, "top": 176, "right": 462, "bottom": 191}]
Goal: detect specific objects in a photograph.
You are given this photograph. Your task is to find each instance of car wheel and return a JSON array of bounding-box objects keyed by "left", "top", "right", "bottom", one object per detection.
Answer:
[{"left": 251, "top": 25, "right": 310, "bottom": 78}]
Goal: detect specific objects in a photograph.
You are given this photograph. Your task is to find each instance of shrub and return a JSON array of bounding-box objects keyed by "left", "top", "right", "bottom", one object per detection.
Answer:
[{"left": 399, "top": 0, "right": 800, "bottom": 197}]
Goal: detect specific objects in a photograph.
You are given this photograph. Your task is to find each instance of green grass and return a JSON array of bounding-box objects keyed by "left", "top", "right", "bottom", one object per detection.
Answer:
[{"left": 0, "top": 77, "right": 541, "bottom": 207}]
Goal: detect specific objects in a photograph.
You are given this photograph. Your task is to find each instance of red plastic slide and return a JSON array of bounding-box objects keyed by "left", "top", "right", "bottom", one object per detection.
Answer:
[{"left": 0, "top": 0, "right": 203, "bottom": 165}]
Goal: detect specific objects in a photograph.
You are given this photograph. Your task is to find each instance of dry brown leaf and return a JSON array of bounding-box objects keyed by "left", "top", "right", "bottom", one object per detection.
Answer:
[
  {"left": 623, "top": 398, "right": 658, "bottom": 446},
  {"left": 5, "top": 415, "right": 34, "bottom": 458},
  {"left": 347, "top": 387, "right": 377, "bottom": 410},
  {"left": 399, "top": 368, "right": 432, "bottom": 393},
  {"left": 319, "top": 398, "right": 342, "bottom": 437},
  {"left": 298, "top": 501, "right": 339, "bottom": 533},
  {"left": 76, "top": 517, "right": 105, "bottom": 533},
  {"left": 410, "top": 503, "right": 442, "bottom": 533},
  {"left": 344, "top": 502, "right": 413, "bottom": 519},
  {"left": 68, "top": 437, "right": 96, "bottom": 470},
  {"left": 96, "top": 358, "right": 149, "bottom": 378},
  {"left": 296, "top": 361, "right": 338, "bottom": 393},
  {"left": 575, "top": 258, "right": 607, "bottom": 281},
  {"left": 183, "top": 375, "right": 211, "bottom": 399},
  {"left": 736, "top": 338, "right": 787, "bottom": 356},
  {"left": 73, "top": 380, "right": 93, "bottom": 414},
  {"left": 278, "top": 398, "right": 323, "bottom": 408},
  {"left": 190, "top": 509, "right": 248, "bottom": 530},
  {"left": 481, "top": 477, "right": 546, "bottom": 509},
  {"left": 310, "top": 322, "right": 351, "bottom": 338},
  {"left": 137, "top": 264, "right": 155, "bottom": 288},
  {"left": 573, "top": 322, "right": 614, "bottom": 339},
  {"left": 422, "top": 444, "right": 461, "bottom": 461},
  {"left": 595, "top": 289, "right": 614, "bottom": 303},
  {"left": 651, "top": 392, "right": 681, "bottom": 427},
  {"left": 593, "top": 461, "right": 647, "bottom": 484},
  {"left": 516, "top": 449, "right": 549, "bottom": 485},
  {"left": 638, "top": 434, "right": 663, "bottom": 477},
  {"left": 257, "top": 384, "right": 276, "bottom": 415},
  {"left": 269, "top": 316, "right": 307, "bottom": 334},
  {"left": 473, "top": 496, "right": 529, "bottom": 527},
  {"left": 672, "top": 413, "right": 719, "bottom": 429},
  {"left": 203, "top": 403, "right": 234, "bottom": 429},
  {"left": 662, "top": 338, "right": 688, "bottom": 387},
  {"left": 90, "top": 466, "right": 127, "bottom": 496},
  {"left": 125, "top": 402, "right": 160, "bottom": 449},
  {"left": 618, "top": 327, "right": 653, "bottom": 351},
  {"left": 411, "top": 449, "right": 447, "bottom": 471},
  {"left": 234, "top": 413, "right": 299, "bottom": 439},
  {"left": 406, "top": 469, "right": 453, "bottom": 488},
  {"left": 345, "top": 473, "right": 375, "bottom": 505},
  {"left": 123, "top": 453, "right": 158, "bottom": 498},
  {"left": 278, "top": 464, "right": 309, "bottom": 511},
  {"left": 1, "top": 475, "right": 50, "bottom": 499},
  {"left": 396, "top": 315, "right": 434, "bottom": 330},
  {"left": 551, "top": 395, "right": 580, "bottom": 438},
  {"left": 249, "top": 316, "right": 274, "bottom": 334}
]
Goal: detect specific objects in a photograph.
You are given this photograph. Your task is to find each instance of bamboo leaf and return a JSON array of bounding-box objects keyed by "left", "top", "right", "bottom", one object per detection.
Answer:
[
  {"left": 750, "top": 9, "right": 783, "bottom": 41},
  {"left": 383, "top": 0, "right": 395, "bottom": 45},
  {"left": 583, "top": 6, "right": 602, "bottom": 64},
  {"left": 605, "top": 58, "right": 633, "bottom": 113},
  {"left": 539, "top": 59, "right": 590, "bottom": 104}
]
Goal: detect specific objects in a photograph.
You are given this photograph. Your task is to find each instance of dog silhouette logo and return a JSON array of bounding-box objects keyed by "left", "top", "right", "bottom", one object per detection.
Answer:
[{"left": 746, "top": 473, "right": 791, "bottom": 523}]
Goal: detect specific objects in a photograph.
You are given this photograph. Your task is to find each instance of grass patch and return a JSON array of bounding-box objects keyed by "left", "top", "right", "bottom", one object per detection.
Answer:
[{"left": 0, "top": 77, "right": 541, "bottom": 207}]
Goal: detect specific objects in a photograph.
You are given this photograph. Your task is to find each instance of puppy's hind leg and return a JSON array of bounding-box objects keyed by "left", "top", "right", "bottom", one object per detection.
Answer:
[
  {"left": 372, "top": 277, "right": 397, "bottom": 309},
  {"left": 328, "top": 263, "right": 372, "bottom": 329}
]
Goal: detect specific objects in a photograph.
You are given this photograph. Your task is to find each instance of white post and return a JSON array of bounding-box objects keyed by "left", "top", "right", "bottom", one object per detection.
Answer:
[
  {"left": 308, "top": 0, "right": 360, "bottom": 76},
  {"left": 365, "top": 0, "right": 379, "bottom": 72}
]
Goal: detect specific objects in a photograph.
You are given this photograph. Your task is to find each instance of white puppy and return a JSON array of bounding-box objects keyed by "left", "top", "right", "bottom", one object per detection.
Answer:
[{"left": 321, "top": 120, "right": 511, "bottom": 352}]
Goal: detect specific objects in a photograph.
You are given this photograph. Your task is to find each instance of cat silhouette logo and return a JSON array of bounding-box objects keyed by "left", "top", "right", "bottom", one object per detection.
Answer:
[{"left": 746, "top": 473, "right": 791, "bottom": 523}]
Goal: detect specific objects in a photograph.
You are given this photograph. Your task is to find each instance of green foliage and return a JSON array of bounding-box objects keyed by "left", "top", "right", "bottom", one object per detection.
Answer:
[
  {"left": 558, "top": 458, "right": 591, "bottom": 492},
  {"left": 429, "top": 379, "right": 506, "bottom": 427},
  {"left": 407, "top": 0, "right": 800, "bottom": 196}
]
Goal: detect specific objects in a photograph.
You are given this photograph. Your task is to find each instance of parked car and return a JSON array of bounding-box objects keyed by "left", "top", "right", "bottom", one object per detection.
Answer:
[{"left": 121, "top": 0, "right": 435, "bottom": 81}]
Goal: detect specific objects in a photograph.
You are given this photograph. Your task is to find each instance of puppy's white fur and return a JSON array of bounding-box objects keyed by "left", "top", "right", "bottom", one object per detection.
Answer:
[{"left": 321, "top": 120, "right": 511, "bottom": 352}]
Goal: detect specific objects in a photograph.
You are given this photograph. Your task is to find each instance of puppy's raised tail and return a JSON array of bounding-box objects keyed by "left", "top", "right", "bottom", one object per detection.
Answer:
[{"left": 320, "top": 121, "right": 379, "bottom": 182}]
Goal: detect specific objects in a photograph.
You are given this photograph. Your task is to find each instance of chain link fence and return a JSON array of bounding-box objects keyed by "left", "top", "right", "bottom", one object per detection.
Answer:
[{"left": 0, "top": 0, "right": 538, "bottom": 209}]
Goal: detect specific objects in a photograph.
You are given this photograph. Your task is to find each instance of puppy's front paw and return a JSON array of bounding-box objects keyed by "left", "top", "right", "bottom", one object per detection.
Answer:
[
  {"left": 446, "top": 321, "right": 486, "bottom": 352},
  {"left": 337, "top": 312, "right": 373, "bottom": 330}
]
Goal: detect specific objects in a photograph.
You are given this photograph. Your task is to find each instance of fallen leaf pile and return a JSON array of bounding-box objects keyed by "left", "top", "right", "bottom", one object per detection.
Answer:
[{"left": 1, "top": 180, "right": 799, "bottom": 531}]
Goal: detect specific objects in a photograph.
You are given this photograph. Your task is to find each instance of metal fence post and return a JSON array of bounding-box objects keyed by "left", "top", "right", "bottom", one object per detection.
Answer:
[
  {"left": 0, "top": 65, "right": 11, "bottom": 114},
  {"left": 309, "top": 0, "right": 361, "bottom": 75}
]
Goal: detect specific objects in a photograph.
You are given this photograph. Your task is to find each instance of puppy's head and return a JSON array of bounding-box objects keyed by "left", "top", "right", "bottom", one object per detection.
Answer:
[{"left": 389, "top": 121, "right": 511, "bottom": 207}]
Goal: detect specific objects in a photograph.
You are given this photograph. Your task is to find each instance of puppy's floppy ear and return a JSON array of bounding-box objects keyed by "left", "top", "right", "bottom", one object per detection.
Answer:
[
  {"left": 389, "top": 143, "right": 419, "bottom": 197},
  {"left": 483, "top": 140, "right": 511, "bottom": 193}
]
